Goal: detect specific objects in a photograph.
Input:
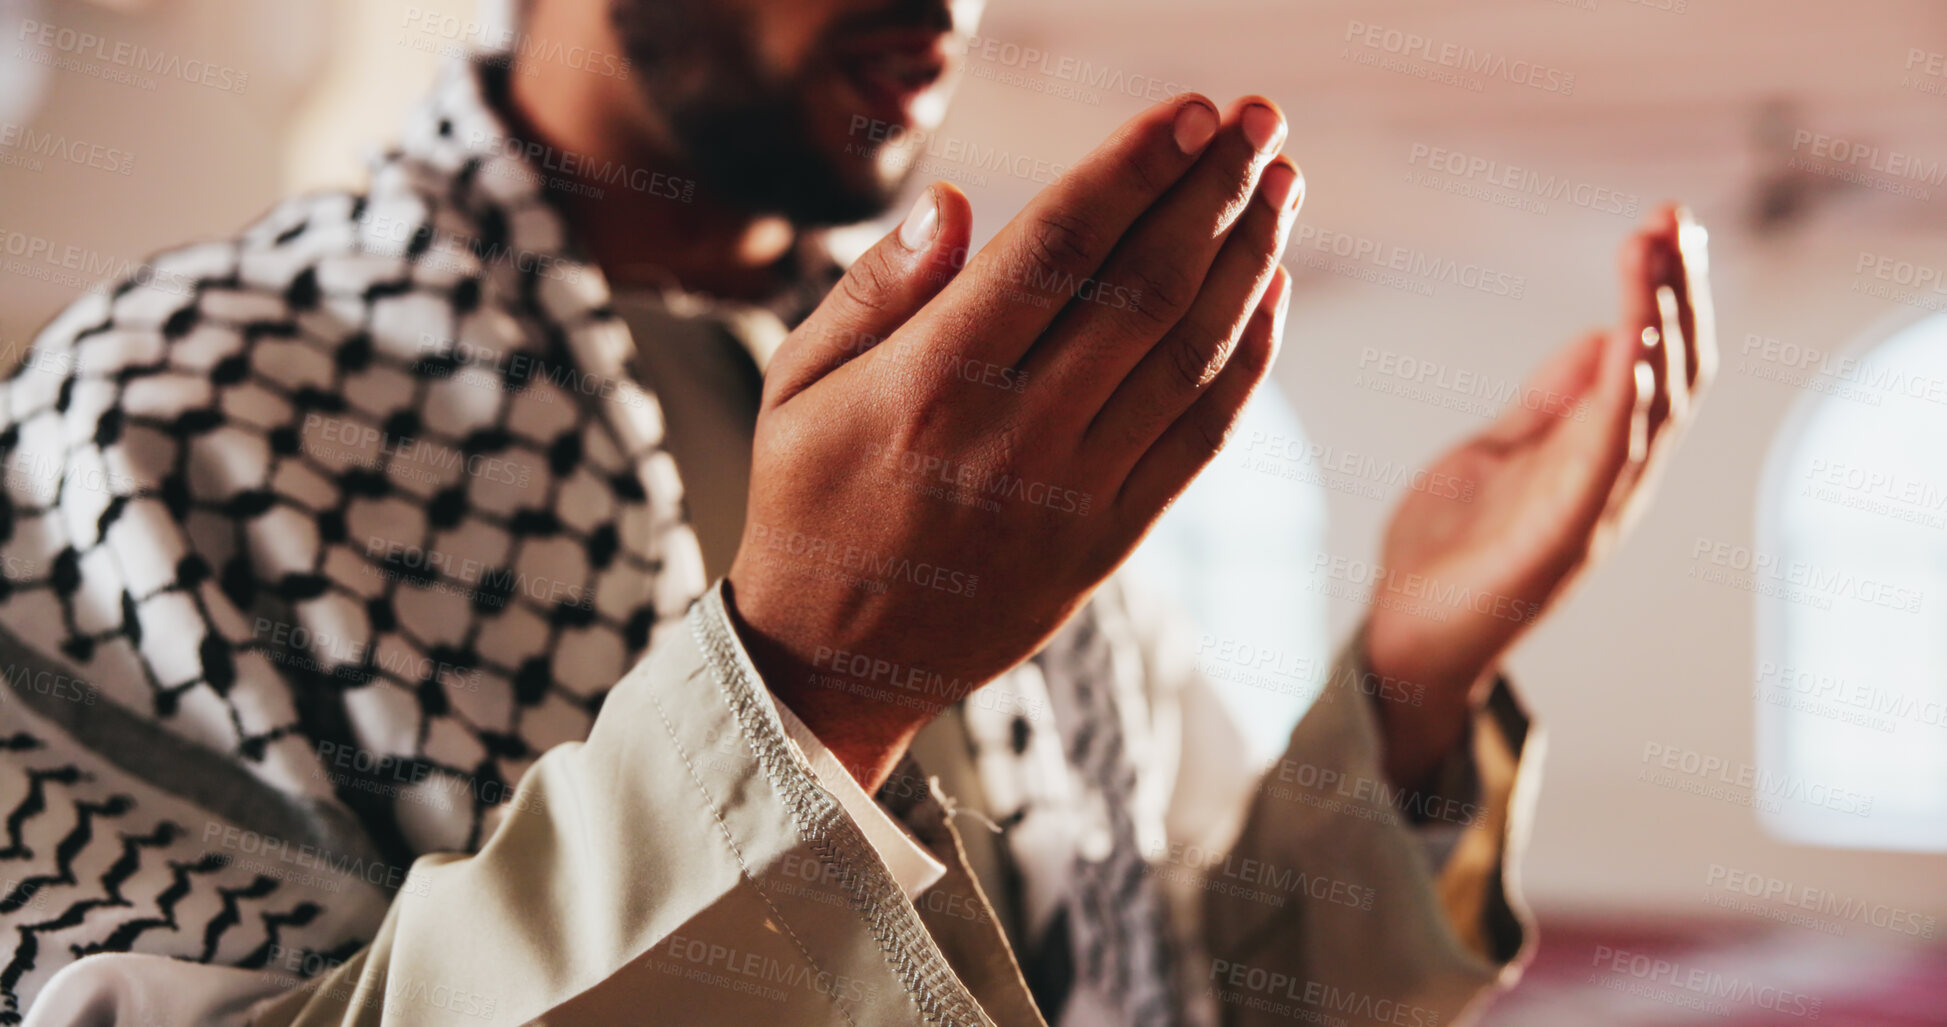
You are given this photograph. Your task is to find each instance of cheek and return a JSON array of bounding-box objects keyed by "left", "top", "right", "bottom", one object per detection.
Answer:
[{"left": 744, "top": 0, "right": 843, "bottom": 74}]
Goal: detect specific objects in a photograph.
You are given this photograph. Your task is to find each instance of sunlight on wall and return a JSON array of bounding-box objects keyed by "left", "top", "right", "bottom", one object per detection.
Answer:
[
  {"left": 282, "top": 0, "right": 483, "bottom": 194},
  {"left": 1757, "top": 312, "right": 1947, "bottom": 852}
]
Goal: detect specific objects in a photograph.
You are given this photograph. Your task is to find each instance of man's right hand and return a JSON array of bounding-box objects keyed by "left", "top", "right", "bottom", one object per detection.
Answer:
[{"left": 725, "top": 95, "right": 1303, "bottom": 788}]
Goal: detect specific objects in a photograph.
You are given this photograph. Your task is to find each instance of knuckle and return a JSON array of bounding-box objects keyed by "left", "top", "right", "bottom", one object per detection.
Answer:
[
  {"left": 1119, "top": 261, "right": 1196, "bottom": 331},
  {"left": 1164, "top": 329, "right": 1230, "bottom": 394},
  {"left": 1021, "top": 210, "right": 1100, "bottom": 279},
  {"left": 1112, "top": 144, "right": 1171, "bottom": 197},
  {"left": 1190, "top": 405, "right": 1235, "bottom": 456},
  {"left": 978, "top": 417, "right": 1025, "bottom": 474},
  {"left": 836, "top": 250, "right": 900, "bottom": 314}
]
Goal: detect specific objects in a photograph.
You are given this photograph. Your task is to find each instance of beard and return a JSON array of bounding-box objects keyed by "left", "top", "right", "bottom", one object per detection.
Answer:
[{"left": 611, "top": 0, "right": 928, "bottom": 227}]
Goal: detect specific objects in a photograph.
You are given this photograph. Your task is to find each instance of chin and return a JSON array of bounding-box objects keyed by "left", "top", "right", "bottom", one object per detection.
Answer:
[{"left": 799, "top": 134, "right": 910, "bottom": 224}]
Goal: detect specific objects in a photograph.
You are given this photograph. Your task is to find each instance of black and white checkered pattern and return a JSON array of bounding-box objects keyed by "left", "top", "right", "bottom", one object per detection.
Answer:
[
  {"left": 0, "top": 60, "right": 722, "bottom": 1019},
  {"left": 0, "top": 55, "right": 1175, "bottom": 1025}
]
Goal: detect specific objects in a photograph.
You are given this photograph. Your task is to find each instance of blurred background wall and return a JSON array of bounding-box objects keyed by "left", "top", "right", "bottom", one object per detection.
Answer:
[{"left": 3, "top": 0, "right": 1943, "bottom": 1021}]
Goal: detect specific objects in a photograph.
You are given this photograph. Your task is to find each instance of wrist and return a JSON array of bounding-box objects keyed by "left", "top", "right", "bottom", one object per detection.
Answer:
[
  {"left": 1360, "top": 624, "right": 1491, "bottom": 792},
  {"left": 719, "top": 576, "right": 938, "bottom": 791}
]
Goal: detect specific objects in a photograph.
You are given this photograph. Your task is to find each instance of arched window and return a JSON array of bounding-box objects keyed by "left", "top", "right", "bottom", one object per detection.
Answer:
[
  {"left": 1125, "top": 386, "right": 1330, "bottom": 763},
  {"left": 1755, "top": 313, "right": 1947, "bottom": 851}
]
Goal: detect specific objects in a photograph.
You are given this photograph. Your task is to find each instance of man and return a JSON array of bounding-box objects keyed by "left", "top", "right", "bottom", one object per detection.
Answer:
[{"left": 0, "top": 0, "right": 1712, "bottom": 1023}]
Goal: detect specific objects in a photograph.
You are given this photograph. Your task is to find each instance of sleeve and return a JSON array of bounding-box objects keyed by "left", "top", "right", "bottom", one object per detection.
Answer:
[
  {"left": 1194, "top": 633, "right": 1541, "bottom": 1027},
  {"left": 1111, "top": 578, "right": 1539, "bottom": 1027},
  {"left": 766, "top": 692, "right": 949, "bottom": 900},
  {"left": 23, "top": 585, "right": 1036, "bottom": 1027}
]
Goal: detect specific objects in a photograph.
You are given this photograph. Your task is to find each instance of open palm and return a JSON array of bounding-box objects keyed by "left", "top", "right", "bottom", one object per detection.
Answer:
[{"left": 1366, "top": 205, "right": 1715, "bottom": 716}]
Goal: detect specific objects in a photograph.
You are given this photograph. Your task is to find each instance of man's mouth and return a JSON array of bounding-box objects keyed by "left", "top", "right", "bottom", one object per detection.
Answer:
[{"left": 837, "top": 31, "right": 951, "bottom": 124}]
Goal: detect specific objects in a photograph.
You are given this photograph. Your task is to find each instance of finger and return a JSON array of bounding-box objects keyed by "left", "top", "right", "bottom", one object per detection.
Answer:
[
  {"left": 1616, "top": 226, "right": 1678, "bottom": 441},
  {"left": 1084, "top": 153, "right": 1302, "bottom": 471},
  {"left": 765, "top": 182, "right": 973, "bottom": 405},
  {"left": 1655, "top": 281, "right": 1690, "bottom": 428},
  {"left": 1601, "top": 336, "right": 1660, "bottom": 529},
  {"left": 1673, "top": 205, "right": 1717, "bottom": 394},
  {"left": 1478, "top": 325, "right": 1610, "bottom": 448},
  {"left": 1550, "top": 328, "right": 1649, "bottom": 533},
  {"left": 1024, "top": 98, "right": 1290, "bottom": 416},
  {"left": 890, "top": 94, "right": 1222, "bottom": 369},
  {"left": 1650, "top": 205, "right": 1697, "bottom": 398},
  {"left": 1115, "top": 265, "right": 1289, "bottom": 526}
]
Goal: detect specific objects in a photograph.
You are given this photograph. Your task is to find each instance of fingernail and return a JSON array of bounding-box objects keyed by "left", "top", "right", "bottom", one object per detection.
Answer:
[
  {"left": 1242, "top": 102, "right": 1286, "bottom": 154},
  {"left": 1266, "top": 265, "right": 1291, "bottom": 312},
  {"left": 1261, "top": 160, "right": 1304, "bottom": 212},
  {"left": 1174, "top": 100, "right": 1219, "bottom": 154},
  {"left": 898, "top": 188, "right": 939, "bottom": 251},
  {"left": 1676, "top": 207, "right": 1709, "bottom": 268}
]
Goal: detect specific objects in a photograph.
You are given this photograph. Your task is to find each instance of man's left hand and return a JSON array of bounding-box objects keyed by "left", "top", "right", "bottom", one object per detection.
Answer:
[{"left": 1363, "top": 204, "right": 1715, "bottom": 790}]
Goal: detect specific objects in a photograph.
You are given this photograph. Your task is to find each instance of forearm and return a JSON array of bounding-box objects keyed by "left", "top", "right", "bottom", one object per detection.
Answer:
[
  {"left": 1364, "top": 656, "right": 1489, "bottom": 796},
  {"left": 1200, "top": 634, "right": 1532, "bottom": 1026}
]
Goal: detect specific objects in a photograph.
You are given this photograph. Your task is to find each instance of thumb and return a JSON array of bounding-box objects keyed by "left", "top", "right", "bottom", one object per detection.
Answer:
[
  {"left": 766, "top": 182, "right": 973, "bottom": 404},
  {"left": 1478, "top": 328, "right": 1608, "bottom": 447}
]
